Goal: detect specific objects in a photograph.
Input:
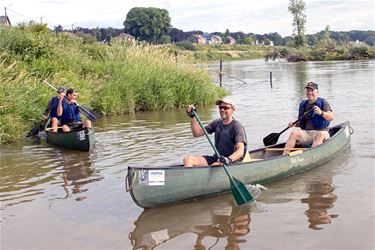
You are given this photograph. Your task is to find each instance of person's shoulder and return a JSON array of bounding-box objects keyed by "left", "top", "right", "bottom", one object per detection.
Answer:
[{"left": 232, "top": 118, "right": 244, "bottom": 127}]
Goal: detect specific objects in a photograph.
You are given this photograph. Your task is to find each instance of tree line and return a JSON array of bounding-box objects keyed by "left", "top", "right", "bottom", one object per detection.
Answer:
[{"left": 55, "top": 6, "right": 374, "bottom": 46}]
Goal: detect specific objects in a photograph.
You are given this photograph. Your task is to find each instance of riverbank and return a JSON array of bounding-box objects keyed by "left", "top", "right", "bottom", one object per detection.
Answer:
[
  {"left": 0, "top": 24, "right": 225, "bottom": 144},
  {"left": 162, "top": 42, "right": 375, "bottom": 62},
  {"left": 163, "top": 43, "right": 269, "bottom": 61}
]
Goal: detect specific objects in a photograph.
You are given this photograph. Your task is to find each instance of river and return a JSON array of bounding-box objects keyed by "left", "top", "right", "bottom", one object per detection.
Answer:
[{"left": 1, "top": 60, "right": 374, "bottom": 249}]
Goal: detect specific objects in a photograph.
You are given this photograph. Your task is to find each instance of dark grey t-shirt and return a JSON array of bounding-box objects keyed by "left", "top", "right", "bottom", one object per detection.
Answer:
[
  {"left": 301, "top": 99, "right": 332, "bottom": 131},
  {"left": 205, "top": 118, "right": 247, "bottom": 157}
]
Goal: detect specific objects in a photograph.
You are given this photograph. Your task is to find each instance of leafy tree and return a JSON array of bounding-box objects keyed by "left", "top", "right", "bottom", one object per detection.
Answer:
[
  {"left": 315, "top": 25, "right": 336, "bottom": 50},
  {"left": 244, "top": 36, "right": 253, "bottom": 45},
  {"left": 159, "top": 35, "right": 171, "bottom": 44},
  {"left": 288, "top": 0, "right": 307, "bottom": 47},
  {"left": 124, "top": 7, "right": 171, "bottom": 44}
]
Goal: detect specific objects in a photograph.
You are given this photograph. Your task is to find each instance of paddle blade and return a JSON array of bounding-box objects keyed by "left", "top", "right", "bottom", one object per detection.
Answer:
[
  {"left": 78, "top": 105, "right": 99, "bottom": 121},
  {"left": 26, "top": 120, "right": 46, "bottom": 137},
  {"left": 230, "top": 177, "right": 255, "bottom": 206},
  {"left": 263, "top": 132, "right": 280, "bottom": 146}
]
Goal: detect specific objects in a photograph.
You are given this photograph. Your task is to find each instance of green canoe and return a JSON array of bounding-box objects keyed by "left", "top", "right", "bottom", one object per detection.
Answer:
[
  {"left": 126, "top": 121, "right": 352, "bottom": 208},
  {"left": 46, "top": 127, "right": 95, "bottom": 152}
]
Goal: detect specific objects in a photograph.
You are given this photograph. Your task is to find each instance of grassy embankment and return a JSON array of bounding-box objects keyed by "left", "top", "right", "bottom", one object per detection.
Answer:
[
  {"left": 0, "top": 24, "right": 226, "bottom": 144},
  {"left": 163, "top": 43, "right": 269, "bottom": 61},
  {"left": 163, "top": 40, "right": 375, "bottom": 62},
  {"left": 265, "top": 44, "right": 375, "bottom": 61}
]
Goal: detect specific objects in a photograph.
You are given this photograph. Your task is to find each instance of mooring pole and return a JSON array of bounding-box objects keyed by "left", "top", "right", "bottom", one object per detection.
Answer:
[
  {"left": 219, "top": 59, "right": 223, "bottom": 86},
  {"left": 270, "top": 72, "right": 273, "bottom": 88}
]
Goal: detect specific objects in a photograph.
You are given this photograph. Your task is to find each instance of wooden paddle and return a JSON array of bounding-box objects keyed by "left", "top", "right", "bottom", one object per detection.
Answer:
[
  {"left": 42, "top": 80, "right": 99, "bottom": 121},
  {"left": 263, "top": 106, "right": 315, "bottom": 146},
  {"left": 192, "top": 110, "right": 254, "bottom": 206}
]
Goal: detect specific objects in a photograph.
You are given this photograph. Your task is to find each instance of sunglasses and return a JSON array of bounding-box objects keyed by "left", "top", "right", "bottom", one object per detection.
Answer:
[{"left": 218, "top": 105, "right": 232, "bottom": 110}]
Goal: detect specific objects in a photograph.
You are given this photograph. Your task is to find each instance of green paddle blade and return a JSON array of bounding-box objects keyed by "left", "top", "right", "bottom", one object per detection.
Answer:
[{"left": 230, "top": 177, "right": 254, "bottom": 206}]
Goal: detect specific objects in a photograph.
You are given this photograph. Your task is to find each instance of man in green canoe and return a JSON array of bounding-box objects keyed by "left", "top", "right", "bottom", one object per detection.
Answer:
[
  {"left": 183, "top": 98, "right": 248, "bottom": 167},
  {"left": 283, "top": 82, "right": 334, "bottom": 155},
  {"left": 57, "top": 88, "right": 92, "bottom": 132}
]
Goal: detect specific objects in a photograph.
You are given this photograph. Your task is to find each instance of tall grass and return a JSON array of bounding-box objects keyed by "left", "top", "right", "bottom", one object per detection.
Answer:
[{"left": 0, "top": 24, "right": 226, "bottom": 144}]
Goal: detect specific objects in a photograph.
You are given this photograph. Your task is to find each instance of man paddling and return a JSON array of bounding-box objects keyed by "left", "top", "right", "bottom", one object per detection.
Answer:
[
  {"left": 183, "top": 98, "right": 248, "bottom": 167},
  {"left": 57, "top": 88, "right": 92, "bottom": 132},
  {"left": 283, "top": 82, "right": 333, "bottom": 155},
  {"left": 41, "top": 86, "right": 66, "bottom": 132}
]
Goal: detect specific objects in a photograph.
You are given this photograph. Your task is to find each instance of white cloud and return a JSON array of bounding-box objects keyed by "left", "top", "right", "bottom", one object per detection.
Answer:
[{"left": 3, "top": 0, "right": 374, "bottom": 36}]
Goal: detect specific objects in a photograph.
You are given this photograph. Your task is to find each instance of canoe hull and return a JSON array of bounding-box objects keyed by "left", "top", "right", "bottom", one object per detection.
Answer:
[
  {"left": 127, "top": 122, "right": 352, "bottom": 208},
  {"left": 46, "top": 128, "right": 95, "bottom": 152}
]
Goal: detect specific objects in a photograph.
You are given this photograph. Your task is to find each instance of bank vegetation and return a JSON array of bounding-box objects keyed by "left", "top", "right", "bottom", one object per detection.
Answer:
[{"left": 0, "top": 24, "right": 225, "bottom": 144}]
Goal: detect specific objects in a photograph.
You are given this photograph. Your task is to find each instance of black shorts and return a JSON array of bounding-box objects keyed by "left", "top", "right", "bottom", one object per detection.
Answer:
[
  {"left": 203, "top": 155, "right": 244, "bottom": 165},
  {"left": 64, "top": 121, "right": 83, "bottom": 130}
]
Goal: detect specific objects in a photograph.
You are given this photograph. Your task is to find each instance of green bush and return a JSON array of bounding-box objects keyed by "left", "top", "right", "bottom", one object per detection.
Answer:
[{"left": 175, "top": 40, "right": 196, "bottom": 51}]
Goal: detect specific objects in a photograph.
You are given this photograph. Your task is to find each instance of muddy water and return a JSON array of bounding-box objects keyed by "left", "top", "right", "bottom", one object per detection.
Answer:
[{"left": 1, "top": 60, "right": 374, "bottom": 249}]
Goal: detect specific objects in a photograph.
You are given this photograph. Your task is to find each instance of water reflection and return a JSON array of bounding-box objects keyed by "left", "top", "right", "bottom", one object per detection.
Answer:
[
  {"left": 301, "top": 180, "right": 338, "bottom": 230},
  {"left": 129, "top": 195, "right": 255, "bottom": 250},
  {"left": 299, "top": 147, "right": 352, "bottom": 230},
  {"left": 57, "top": 152, "right": 101, "bottom": 201}
]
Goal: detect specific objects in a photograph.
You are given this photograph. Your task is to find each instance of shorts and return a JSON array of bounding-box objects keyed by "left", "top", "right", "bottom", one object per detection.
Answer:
[
  {"left": 203, "top": 154, "right": 244, "bottom": 165},
  {"left": 298, "top": 129, "right": 330, "bottom": 145},
  {"left": 64, "top": 121, "right": 83, "bottom": 130}
]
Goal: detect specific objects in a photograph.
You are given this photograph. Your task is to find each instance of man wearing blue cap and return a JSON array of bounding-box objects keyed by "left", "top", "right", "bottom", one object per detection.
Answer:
[{"left": 283, "top": 82, "right": 333, "bottom": 155}]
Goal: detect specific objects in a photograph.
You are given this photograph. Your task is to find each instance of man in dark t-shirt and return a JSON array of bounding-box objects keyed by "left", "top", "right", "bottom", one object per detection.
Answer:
[{"left": 183, "top": 98, "right": 248, "bottom": 167}]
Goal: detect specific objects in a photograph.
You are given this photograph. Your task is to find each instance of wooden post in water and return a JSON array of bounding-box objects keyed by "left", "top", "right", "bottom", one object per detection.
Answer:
[
  {"left": 270, "top": 72, "right": 273, "bottom": 88},
  {"left": 219, "top": 60, "right": 223, "bottom": 86}
]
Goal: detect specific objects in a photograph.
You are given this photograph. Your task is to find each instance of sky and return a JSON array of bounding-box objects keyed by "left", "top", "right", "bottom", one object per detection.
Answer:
[{"left": 2, "top": 0, "right": 374, "bottom": 37}]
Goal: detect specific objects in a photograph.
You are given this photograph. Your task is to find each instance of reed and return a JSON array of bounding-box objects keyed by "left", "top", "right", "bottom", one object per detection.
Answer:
[{"left": 0, "top": 24, "right": 226, "bottom": 144}]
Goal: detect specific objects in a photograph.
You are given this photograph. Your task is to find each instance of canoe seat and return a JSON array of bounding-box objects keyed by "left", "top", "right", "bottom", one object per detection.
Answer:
[
  {"left": 242, "top": 152, "right": 251, "bottom": 162},
  {"left": 242, "top": 152, "right": 262, "bottom": 162}
]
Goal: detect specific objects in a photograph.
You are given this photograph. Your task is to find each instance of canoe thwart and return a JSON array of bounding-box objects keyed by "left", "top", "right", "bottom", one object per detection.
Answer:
[{"left": 265, "top": 147, "right": 307, "bottom": 151}]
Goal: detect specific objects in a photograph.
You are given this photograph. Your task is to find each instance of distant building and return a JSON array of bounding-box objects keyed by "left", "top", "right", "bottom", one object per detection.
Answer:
[
  {"left": 211, "top": 35, "right": 223, "bottom": 44},
  {"left": 227, "top": 36, "right": 236, "bottom": 45},
  {"left": 117, "top": 33, "right": 136, "bottom": 43},
  {"left": 0, "top": 16, "right": 11, "bottom": 27},
  {"left": 191, "top": 34, "right": 206, "bottom": 44},
  {"left": 350, "top": 39, "right": 365, "bottom": 45}
]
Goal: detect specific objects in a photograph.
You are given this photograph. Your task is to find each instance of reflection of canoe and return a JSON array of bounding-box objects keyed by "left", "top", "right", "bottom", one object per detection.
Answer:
[
  {"left": 129, "top": 195, "right": 252, "bottom": 249},
  {"left": 127, "top": 122, "right": 352, "bottom": 208},
  {"left": 46, "top": 128, "right": 95, "bottom": 152}
]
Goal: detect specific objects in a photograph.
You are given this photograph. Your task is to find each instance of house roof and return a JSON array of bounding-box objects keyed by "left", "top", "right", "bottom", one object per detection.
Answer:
[{"left": 0, "top": 16, "right": 11, "bottom": 26}]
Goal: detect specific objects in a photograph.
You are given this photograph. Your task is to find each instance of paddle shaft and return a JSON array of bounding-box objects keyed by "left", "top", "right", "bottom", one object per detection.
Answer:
[
  {"left": 263, "top": 105, "right": 315, "bottom": 146},
  {"left": 42, "top": 80, "right": 99, "bottom": 121},
  {"left": 280, "top": 106, "right": 315, "bottom": 135},
  {"left": 192, "top": 110, "right": 250, "bottom": 203},
  {"left": 43, "top": 80, "right": 80, "bottom": 105}
]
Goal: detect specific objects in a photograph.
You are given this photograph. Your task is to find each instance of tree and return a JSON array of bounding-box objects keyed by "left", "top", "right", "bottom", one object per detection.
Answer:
[
  {"left": 288, "top": 0, "right": 307, "bottom": 47},
  {"left": 124, "top": 7, "right": 171, "bottom": 44}
]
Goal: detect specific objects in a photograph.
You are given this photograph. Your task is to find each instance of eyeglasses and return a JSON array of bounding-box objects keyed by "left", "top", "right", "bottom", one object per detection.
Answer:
[{"left": 218, "top": 105, "right": 232, "bottom": 110}]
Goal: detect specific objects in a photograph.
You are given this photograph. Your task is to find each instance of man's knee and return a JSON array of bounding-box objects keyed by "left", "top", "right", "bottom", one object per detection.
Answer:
[
  {"left": 183, "top": 156, "right": 194, "bottom": 167},
  {"left": 290, "top": 129, "right": 301, "bottom": 139}
]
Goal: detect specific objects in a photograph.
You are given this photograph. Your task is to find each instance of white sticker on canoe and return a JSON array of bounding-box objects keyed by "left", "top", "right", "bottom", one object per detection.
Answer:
[
  {"left": 139, "top": 170, "right": 165, "bottom": 186},
  {"left": 78, "top": 130, "right": 86, "bottom": 141},
  {"left": 291, "top": 156, "right": 304, "bottom": 165}
]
